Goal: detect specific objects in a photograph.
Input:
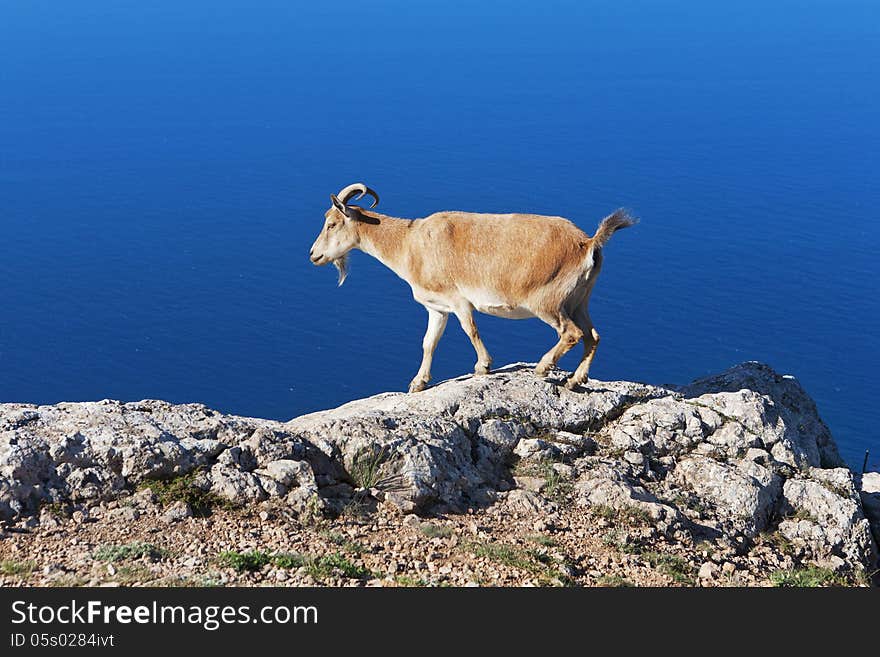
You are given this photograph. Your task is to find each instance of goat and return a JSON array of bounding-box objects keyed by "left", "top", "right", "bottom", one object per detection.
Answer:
[{"left": 309, "top": 182, "right": 636, "bottom": 392}]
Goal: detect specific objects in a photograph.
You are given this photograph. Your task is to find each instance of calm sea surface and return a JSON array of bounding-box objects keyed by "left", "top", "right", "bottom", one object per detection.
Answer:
[{"left": 1, "top": 1, "right": 877, "bottom": 467}]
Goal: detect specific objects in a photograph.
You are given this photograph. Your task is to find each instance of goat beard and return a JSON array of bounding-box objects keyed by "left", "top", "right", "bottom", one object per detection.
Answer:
[{"left": 333, "top": 254, "right": 348, "bottom": 286}]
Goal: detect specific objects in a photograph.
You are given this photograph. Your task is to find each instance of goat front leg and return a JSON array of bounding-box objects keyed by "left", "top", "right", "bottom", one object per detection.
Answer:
[
  {"left": 408, "top": 308, "right": 448, "bottom": 393},
  {"left": 454, "top": 306, "right": 492, "bottom": 375}
]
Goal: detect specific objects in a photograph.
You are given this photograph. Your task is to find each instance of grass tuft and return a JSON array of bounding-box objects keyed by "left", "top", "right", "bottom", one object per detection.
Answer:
[
  {"left": 770, "top": 566, "right": 847, "bottom": 587},
  {"left": 94, "top": 542, "right": 166, "bottom": 562},
  {"left": 0, "top": 560, "right": 36, "bottom": 576},
  {"left": 394, "top": 574, "right": 429, "bottom": 587},
  {"left": 140, "top": 470, "right": 233, "bottom": 517},
  {"left": 470, "top": 542, "right": 573, "bottom": 586},
  {"left": 217, "top": 550, "right": 309, "bottom": 572},
  {"left": 349, "top": 447, "right": 386, "bottom": 490},
  {"left": 319, "top": 530, "right": 364, "bottom": 554},
  {"left": 420, "top": 524, "right": 454, "bottom": 539},
  {"left": 640, "top": 551, "right": 695, "bottom": 585},
  {"left": 597, "top": 574, "right": 634, "bottom": 587},
  {"left": 591, "top": 504, "right": 651, "bottom": 526},
  {"left": 305, "top": 553, "right": 372, "bottom": 581},
  {"left": 527, "top": 534, "right": 558, "bottom": 547}
]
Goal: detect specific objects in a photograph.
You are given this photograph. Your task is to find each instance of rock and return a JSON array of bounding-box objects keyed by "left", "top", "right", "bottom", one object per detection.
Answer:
[
  {"left": 575, "top": 462, "right": 682, "bottom": 531},
  {"left": 816, "top": 555, "right": 847, "bottom": 573},
  {"left": 513, "top": 438, "right": 558, "bottom": 461},
  {"left": 108, "top": 506, "right": 140, "bottom": 522},
  {"left": 402, "top": 514, "right": 421, "bottom": 528},
  {"left": 38, "top": 508, "right": 62, "bottom": 529},
  {"left": 680, "top": 363, "right": 843, "bottom": 468},
  {"left": 698, "top": 562, "right": 718, "bottom": 579},
  {"left": 161, "top": 501, "right": 192, "bottom": 523},
  {"left": 0, "top": 361, "right": 876, "bottom": 575},
  {"left": 859, "top": 472, "right": 880, "bottom": 544},
  {"left": 133, "top": 487, "right": 157, "bottom": 506},
  {"left": 744, "top": 448, "right": 771, "bottom": 464},
  {"left": 261, "top": 459, "right": 314, "bottom": 489},
  {"left": 670, "top": 455, "right": 781, "bottom": 537},
  {"left": 513, "top": 476, "right": 546, "bottom": 493},
  {"left": 778, "top": 469, "right": 875, "bottom": 570},
  {"left": 209, "top": 465, "right": 267, "bottom": 505},
  {"left": 503, "top": 489, "right": 553, "bottom": 515}
]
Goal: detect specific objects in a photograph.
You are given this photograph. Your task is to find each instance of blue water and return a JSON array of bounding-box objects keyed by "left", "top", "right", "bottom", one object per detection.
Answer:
[{"left": 1, "top": 1, "right": 878, "bottom": 468}]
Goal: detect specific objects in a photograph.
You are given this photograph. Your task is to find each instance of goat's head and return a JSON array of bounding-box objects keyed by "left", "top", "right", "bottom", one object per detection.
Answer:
[{"left": 309, "top": 182, "right": 379, "bottom": 286}]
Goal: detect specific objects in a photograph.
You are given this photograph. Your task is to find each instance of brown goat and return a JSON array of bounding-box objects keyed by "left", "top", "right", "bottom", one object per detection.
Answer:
[{"left": 309, "top": 183, "right": 635, "bottom": 392}]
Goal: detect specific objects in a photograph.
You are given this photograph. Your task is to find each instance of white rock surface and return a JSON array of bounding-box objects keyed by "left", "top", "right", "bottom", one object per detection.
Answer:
[{"left": 1, "top": 361, "right": 876, "bottom": 572}]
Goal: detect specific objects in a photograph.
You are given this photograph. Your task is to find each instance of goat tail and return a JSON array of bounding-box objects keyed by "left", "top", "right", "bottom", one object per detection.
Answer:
[{"left": 592, "top": 208, "right": 637, "bottom": 249}]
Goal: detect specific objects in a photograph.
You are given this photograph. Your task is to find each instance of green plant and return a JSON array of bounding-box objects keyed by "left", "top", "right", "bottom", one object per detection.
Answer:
[
  {"left": 592, "top": 505, "right": 618, "bottom": 521},
  {"left": 140, "top": 470, "right": 233, "bottom": 517},
  {"left": 591, "top": 504, "right": 651, "bottom": 526},
  {"left": 305, "top": 553, "right": 372, "bottom": 581},
  {"left": 394, "top": 574, "right": 429, "bottom": 587},
  {"left": 672, "top": 492, "right": 710, "bottom": 517},
  {"left": 340, "top": 495, "right": 373, "bottom": 520},
  {"left": 769, "top": 566, "right": 847, "bottom": 587},
  {"left": 641, "top": 551, "right": 695, "bottom": 585},
  {"left": 48, "top": 574, "right": 88, "bottom": 587},
  {"left": 349, "top": 447, "right": 386, "bottom": 490},
  {"left": 109, "top": 565, "right": 155, "bottom": 585},
  {"left": 543, "top": 466, "right": 574, "bottom": 502},
  {"left": 94, "top": 542, "right": 166, "bottom": 562},
  {"left": 319, "top": 530, "right": 363, "bottom": 554},
  {"left": 0, "top": 560, "right": 36, "bottom": 576},
  {"left": 469, "top": 542, "right": 573, "bottom": 586},
  {"left": 514, "top": 459, "right": 573, "bottom": 501},
  {"left": 601, "top": 529, "right": 642, "bottom": 555},
  {"left": 789, "top": 508, "right": 819, "bottom": 523},
  {"left": 271, "top": 553, "right": 307, "bottom": 569},
  {"left": 217, "top": 551, "right": 272, "bottom": 572},
  {"left": 301, "top": 493, "right": 326, "bottom": 526},
  {"left": 527, "top": 534, "right": 558, "bottom": 547},
  {"left": 759, "top": 530, "right": 796, "bottom": 556},
  {"left": 40, "top": 501, "right": 71, "bottom": 518},
  {"left": 420, "top": 523, "right": 454, "bottom": 539},
  {"left": 597, "top": 575, "right": 634, "bottom": 587}
]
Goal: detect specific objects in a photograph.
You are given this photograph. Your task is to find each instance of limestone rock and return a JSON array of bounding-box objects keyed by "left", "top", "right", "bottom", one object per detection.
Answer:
[
  {"left": 0, "top": 361, "right": 875, "bottom": 575},
  {"left": 778, "top": 469, "right": 875, "bottom": 568},
  {"left": 670, "top": 455, "right": 781, "bottom": 537}
]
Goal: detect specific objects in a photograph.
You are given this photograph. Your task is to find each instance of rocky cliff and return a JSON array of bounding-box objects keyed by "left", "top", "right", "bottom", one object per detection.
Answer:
[{"left": 1, "top": 361, "right": 878, "bottom": 585}]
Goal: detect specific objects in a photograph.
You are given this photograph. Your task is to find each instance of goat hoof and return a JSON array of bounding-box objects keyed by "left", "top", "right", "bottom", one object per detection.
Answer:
[
  {"left": 564, "top": 377, "right": 588, "bottom": 391},
  {"left": 408, "top": 380, "right": 427, "bottom": 393},
  {"left": 474, "top": 365, "right": 490, "bottom": 376},
  {"left": 534, "top": 366, "right": 550, "bottom": 378}
]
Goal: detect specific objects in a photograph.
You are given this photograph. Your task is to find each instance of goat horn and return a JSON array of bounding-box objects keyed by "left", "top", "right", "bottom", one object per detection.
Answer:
[{"left": 335, "top": 183, "right": 379, "bottom": 209}]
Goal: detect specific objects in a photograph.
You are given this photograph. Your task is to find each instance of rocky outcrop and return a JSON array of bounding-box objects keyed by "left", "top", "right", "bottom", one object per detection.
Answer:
[{"left": 1, "top": 361, "right": 876, "bottom": 576}]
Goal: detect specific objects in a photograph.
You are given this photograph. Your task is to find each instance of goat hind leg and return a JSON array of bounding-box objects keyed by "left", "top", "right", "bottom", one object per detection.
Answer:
[
  {"left": 534, "top": 313, "right": 583, "bottom": 377},
  {"left": 565, "top": 306, "right": 600, "bottom": 390},
  {"left": 409, "top": 309, "right": 448, "bottom": 393}
]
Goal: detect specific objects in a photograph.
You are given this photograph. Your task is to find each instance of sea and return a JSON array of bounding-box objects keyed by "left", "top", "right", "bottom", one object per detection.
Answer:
[{"left": 1, "top": 1, "right": 877, "bottom": 468}]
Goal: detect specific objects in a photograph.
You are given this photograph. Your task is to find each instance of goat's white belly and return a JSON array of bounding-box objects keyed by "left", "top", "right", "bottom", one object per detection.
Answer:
[
  {"left": 477, "top": 304, "right": 535, "bottom": 319},
  {"left": 465, "top": 289, "right": 535, "bottom": 320}
]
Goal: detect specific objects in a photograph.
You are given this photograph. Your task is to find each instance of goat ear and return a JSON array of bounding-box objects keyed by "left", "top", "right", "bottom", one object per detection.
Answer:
[{"left": 330, "top": 194, "right": 349, "bottom": 216}]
